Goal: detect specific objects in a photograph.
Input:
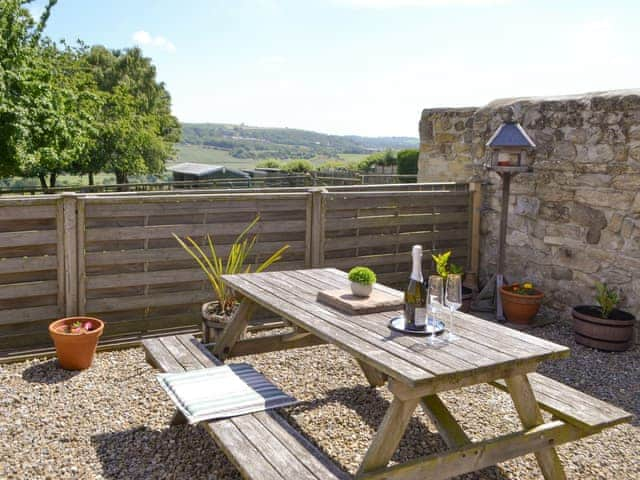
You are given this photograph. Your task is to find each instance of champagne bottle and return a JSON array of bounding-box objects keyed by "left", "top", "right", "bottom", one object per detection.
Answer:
[{"left": 404, "top": 245, "right": 426, "bottom": 330}]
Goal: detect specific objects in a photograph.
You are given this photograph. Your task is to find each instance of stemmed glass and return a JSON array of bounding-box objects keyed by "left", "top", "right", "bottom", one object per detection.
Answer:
[
  {"left": 445, "top": 274, "right": 462, "bottom": 341},
  {"left": 427, "top": 275, "right": 444, "bottom": 345}
]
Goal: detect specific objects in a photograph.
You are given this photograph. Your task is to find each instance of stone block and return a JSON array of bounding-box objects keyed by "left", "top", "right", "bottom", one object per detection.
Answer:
[
  {"left": 629, "top": 143, "right": 640, "bottom": 161},
  {"left": 545, "top": 223, "right": 584, "bottom": 239},
  {"left": 633, "top": 192, "right": 640, "bottom": 213},
  {"left": 435, "top": 133, "right": 458, "bottom": 143},
  {"left": 552, "top": 141, "right": 577, "bottom": 162},
  {"left": 565, "top": 128, "right": 587, "bottom": 144},
  {"left": 554, "top": 247, "right": 601, "bottom": 273},
  {"left": 570, "top": 202, "right": 607, "bottom": 244},
  {"left": 583, "top": 144, "right": 614, "bottom": 163},
  {"left": 551, "top": 266, "right": 573, "bottom": 281},
  {"left": 514, "top": 196, "right": 540, "bottom": 217},
  {"left": 538, "top": 202, "right": 570, "bottom": 222},
  {"left": 507, "top": 230, "right": 530, "bottom": 247},
  {"left": 574, "top": 188, "right": 634, "bottom": 209},
  {"left": 574, "top": 174, "right": 612, "bottom": 187},
  {"left": 607, "top": 213, "right": 624, "bottom": 232},
  {"left": 611, "top": 174, "right": 640, "bottom": 190},
  {"left": 629, "top": 125, "right": 640, "bottom": 141}
]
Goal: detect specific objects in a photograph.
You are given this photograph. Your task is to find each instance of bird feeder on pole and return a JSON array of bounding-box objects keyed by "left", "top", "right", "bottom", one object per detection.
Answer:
[{"left": 484, "top": 117, "right": 536, "bottom": 321}]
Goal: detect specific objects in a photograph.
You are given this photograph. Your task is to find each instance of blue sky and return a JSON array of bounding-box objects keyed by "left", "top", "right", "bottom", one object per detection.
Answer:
[{"left": 31, "top": 0, "right": 640, "bottom": 137}]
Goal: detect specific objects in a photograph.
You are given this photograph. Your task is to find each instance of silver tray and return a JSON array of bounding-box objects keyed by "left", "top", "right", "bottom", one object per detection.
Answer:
[{"left": 388, "top": 315, "right": 445, "bottom": 335}]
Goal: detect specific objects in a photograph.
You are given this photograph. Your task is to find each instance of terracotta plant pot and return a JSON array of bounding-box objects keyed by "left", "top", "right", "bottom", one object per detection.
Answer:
[
  {"left": 572, "top": 305, "right": 635, "bottom": 352},
  {"left": 351, "top": 282, "right": 373, "bottom": 297},
  {"left": 49, "top": 317, "right": 104, "bottom": 370},
  {"left": 500, "top": 285, "right": 543, "bottom": 324}
]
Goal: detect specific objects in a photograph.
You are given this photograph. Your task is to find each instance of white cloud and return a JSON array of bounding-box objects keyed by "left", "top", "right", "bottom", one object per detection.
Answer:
[
  {"left": 132, "top": 30, "right": 176, "bottom": 53},
  {"left": 335, "top": 0, "right": 511, "bottom": 7}
]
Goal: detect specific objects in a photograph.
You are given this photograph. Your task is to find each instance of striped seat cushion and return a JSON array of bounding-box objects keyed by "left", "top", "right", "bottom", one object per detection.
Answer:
[{"left": 157, "top": 363, "right": 298, "bottom": 424}]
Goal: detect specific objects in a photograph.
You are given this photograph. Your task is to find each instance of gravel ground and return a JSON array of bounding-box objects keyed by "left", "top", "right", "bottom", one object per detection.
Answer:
[{"left": 0, "top": 321, "right": 638, "bottom": 480}]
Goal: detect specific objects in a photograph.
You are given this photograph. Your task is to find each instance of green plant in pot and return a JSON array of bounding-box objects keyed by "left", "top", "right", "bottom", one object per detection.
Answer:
[
  {"left": 431, "top": 251, "right": 472, "bottom": 312},
  {"left": 348, "top": 267, "right": 376, "bottom": 297},
  {"left": 174, "top": 216, "right": 289, "bottom": 343},
  {"left": 572, "top": 282, "right": 635, "bottom": 352}
]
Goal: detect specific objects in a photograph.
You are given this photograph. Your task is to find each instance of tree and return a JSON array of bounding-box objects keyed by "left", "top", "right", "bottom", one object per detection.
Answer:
[
  {"left": 82, "top": 46, "right": 180, "bottom": 184},
  {"left": 0, "top": 1, "right": 96, "bottom": 188},
  {"left": 396, "top": 149, "right": 419, "bottom": 177}
]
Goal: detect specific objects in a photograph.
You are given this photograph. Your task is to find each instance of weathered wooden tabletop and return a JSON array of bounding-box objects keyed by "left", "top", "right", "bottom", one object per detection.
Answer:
[{"left": 222, "top": 268, "right": 569, "bottom": 389}]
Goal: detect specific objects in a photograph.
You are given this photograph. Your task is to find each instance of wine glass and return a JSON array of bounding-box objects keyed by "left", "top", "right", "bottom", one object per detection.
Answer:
[
  {"left": 427, "top": 275, "right": 443, "bottom": 345},
  {"left": 445, "top": 274, "right": 462, "bottom": 341}
]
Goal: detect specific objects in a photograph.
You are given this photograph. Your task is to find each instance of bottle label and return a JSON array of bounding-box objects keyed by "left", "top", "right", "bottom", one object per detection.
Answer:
[{"left": 414, "top": 307, "right": 426, "bottom": 328}]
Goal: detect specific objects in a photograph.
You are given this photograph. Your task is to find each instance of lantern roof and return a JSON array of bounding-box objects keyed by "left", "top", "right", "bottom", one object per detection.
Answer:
[{"left": 486, "top": 122, "right": 536, "bottom": 149}]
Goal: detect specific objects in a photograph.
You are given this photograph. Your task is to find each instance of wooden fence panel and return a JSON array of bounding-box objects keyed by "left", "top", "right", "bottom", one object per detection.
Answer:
[
  {"left": 321, "top": 188, "right": 470, "bottom": 287},
  {"left": 0, "top": 182, "right": 474, "bottom": 357},
  {"left": 77, "top": 193, "right": 310, "bottom": 343},
  {"left": 0, "top": 197, "right": 64, "bottom": 351}
]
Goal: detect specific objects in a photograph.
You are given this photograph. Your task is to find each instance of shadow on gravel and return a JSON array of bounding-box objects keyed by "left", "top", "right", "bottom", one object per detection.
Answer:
[
  {"left": 91, "top": 425, "right": 241, "bottom": 480},
  {"left": 285, "top": 385, "right": 511, "bottom": 480},
  {"left": 21, "top": 359, "right": 80, "bottom": 384}
]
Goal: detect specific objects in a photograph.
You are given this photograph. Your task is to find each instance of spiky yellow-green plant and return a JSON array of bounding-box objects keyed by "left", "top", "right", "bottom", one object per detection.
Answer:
[{"left": 173, "top": 216, "right": 289, "bottom": 315}]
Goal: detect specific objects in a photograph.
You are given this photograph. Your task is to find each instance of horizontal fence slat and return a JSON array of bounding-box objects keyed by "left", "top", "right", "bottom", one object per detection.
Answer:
[
  {"left": 85, "top": 241, "right": 306, "bottom": 266},
  {"left": 0, "top": 305, "right": 61, "bottom": 325},
  {"left": 324, "top": 229, "right": 469, "bottom": 251},
  {"left": 0, "top": 280, "right": 58, "bottom": 300},
  {"left": 84, "top": 197, "right": 308, "bottom": 218},
  {"left": 85, "top": 220, "right": 307, "bottom": 242},
  {"left": 0, "top": 255, "right": 58, "bottom": 274},
  {"left": 0, "top": 204, "right": 57, "bottom": 220},
  {"left": 326, "top": 250, "right": 468, "bottom": 270},
  {"left": 86, "top": 291, "right": 212, "bottom": 313},
  {"left": 325, "top": 211, "right": 469, "bottom": 231},
  {"left": 0, "top": 230, "right": 57, "bottom": 248}
]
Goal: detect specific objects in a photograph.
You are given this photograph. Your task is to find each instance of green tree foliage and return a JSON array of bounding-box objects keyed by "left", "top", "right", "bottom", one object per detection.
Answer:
[
  {"left": 255, "top": 159, "right": 284, "bottom": 169},
  {"left": 396, "top": 149, "right": 419, "bottom": 177},
  {"left": 356, "top": 149, "right": 396, "bottom": 172},
  {"left": 82, "top": 46, "right": 180, "bottom": 184},
  {"left": 283, "top": 159, "right": 314, "bottom": 173},
  {"left": 0, "top": 0, "right": 91, "bottom": 187},
  {"left": 0, "top": 2, "right": 179, "bottom": 187}
]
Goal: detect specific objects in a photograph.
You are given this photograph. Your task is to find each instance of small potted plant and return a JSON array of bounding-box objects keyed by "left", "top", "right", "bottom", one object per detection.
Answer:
[
  {"left": 49, "top": 317, "right": 104, "bottom": 370},
  {"left": 500, "top": 282, "right": 543, "bottom": 324},
  {"left": 174, "top": 216, "right": 289, "bottom": 343},
  {"left": 432, "top": 251, "right": 473, "bottom": 312},
  {"left": 572, "top": 282, "right": 635, "bottom": 352},
  {"left": 348, "top": 267, "right": 376, "bottom": 297}
]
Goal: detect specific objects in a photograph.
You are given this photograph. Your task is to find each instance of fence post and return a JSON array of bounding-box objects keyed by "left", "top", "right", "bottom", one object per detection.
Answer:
[
  {"left": 467, "top": 182, "right": 482, "bottom": 289},
  {"left": 61, "top": 192, "right": 79, "bottom": 316},
  {"left": 309, "top": 187, "right": 327, "bottom": 267}
]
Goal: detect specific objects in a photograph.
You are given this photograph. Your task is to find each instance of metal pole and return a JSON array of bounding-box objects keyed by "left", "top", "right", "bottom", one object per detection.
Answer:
[{"left": 496, "top": 172, "right": 511, "bottom": 321}]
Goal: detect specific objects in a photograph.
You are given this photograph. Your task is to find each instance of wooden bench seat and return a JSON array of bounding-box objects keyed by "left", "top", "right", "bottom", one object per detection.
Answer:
[
  {"left": 491, "top": 372, "right": 632, "bottom": 433},
  {"left": 143, "top": 334, "right": 349, "bottom": 480}
]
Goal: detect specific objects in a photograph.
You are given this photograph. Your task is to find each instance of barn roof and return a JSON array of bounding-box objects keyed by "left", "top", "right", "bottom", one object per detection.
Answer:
[
  {"left": 486, "top": 122, "right": 536, "bottom": 148},
  {"left": 168, "top": 163, "right": 250, "bottom": 178}
]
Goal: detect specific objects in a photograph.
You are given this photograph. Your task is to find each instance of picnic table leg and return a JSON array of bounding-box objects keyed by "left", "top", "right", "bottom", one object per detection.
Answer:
[
  {"left": 421, "top": 394, "right": 471, "bottom": 448},
  {"left": 506, "top": 374, "right": 567, "bottom": 480},
  {"left": 213, "top": 298, "right": 257, "bottom": 361},
  {"left": 357, "top": 396, "right": 420, "bottom": 475},
  {"left": 356, "top": 360, "right": 388, "bottom": 387}
]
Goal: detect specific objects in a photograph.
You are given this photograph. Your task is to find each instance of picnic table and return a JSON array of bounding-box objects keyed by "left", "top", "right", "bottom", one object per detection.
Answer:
[{"left": 145, "top": 267, "right": 631, "bottom": 480}]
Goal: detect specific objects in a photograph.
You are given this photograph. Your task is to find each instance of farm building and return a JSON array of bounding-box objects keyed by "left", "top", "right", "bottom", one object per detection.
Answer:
[{"left": 168, "top": 162, "right": 251, "bottom": 184}]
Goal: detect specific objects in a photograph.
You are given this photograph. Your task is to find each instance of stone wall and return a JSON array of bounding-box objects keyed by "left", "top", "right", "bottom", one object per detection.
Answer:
[{"left": 418, "top": 90, "right": 640, "bottom": 337}]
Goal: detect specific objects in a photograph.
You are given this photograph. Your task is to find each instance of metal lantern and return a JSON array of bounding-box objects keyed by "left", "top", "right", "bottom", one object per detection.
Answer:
[{"left": 484, "top": 121, "right": 536, "bottom": 321}]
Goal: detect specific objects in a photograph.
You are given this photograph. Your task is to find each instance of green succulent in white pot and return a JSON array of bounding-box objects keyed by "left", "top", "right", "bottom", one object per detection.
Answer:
[{"left": 348, "top": 267, "right": 377, "bottom": 297}]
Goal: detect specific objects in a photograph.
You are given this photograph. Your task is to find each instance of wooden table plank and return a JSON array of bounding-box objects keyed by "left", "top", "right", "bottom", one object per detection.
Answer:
[{"left": 224, "top": 274, "right": 429, "bottom": 385}]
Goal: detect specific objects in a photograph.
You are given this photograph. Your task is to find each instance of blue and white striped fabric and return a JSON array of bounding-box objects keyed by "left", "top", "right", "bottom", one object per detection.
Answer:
[{"left": 157, "top": 363, "right": 298, "bottom": 424}]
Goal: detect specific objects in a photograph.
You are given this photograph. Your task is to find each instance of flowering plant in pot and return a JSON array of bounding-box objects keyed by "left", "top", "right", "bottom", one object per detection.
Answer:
[
  {"left": 572, "top": 282, "right": 635, "bottom": 352},
  {"left": 432, "top": 251, "right": 472, "bottom": 312},
  {"left": 348, "top": 266, "right": 376, "bottom": 297},
  {"left": 174, "top": 216, "right": 289, "bottom": 343},
  {"left": 49, "top": 317, "right": 104, "bottom": 370},
  {"left": 500, "top": 282, "right": 543, "bottom": 324}
]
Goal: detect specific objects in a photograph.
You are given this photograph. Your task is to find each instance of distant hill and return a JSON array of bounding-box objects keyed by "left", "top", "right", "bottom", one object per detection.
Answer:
[{"left": 180, "top": 123, "right": 418, "bottom": 160}]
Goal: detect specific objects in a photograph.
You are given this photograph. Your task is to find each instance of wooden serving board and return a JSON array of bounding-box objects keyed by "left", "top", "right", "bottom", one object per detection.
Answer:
[{"left": 317, "top": 287, "right": 403, "bottom": 315}]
